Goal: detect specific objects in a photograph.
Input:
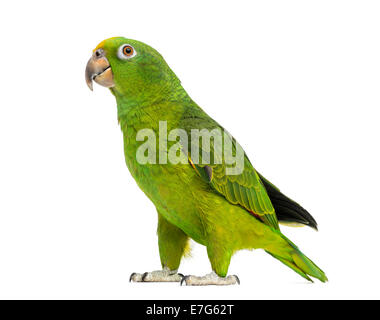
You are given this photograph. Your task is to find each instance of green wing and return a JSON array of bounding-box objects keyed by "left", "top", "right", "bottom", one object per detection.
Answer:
[
  {"left": 184, "top": 121, "right": 279, "bottom": 230},
  {"left": 190, "top": 157, "right": 279, "bottom": 230}
]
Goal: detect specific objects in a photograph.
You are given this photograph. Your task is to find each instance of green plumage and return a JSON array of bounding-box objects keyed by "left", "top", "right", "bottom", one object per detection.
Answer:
[{"left": 92, "top": 37, "right": 327, "bottom": 282}]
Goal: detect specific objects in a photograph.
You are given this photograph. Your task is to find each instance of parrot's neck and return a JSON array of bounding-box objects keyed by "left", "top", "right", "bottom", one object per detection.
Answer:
[
  {"left": 112, "top": 83, "right": 195, "bottom": 169},
  {"left": 111, "top": 83, "right": 192, "bottom": 132}
]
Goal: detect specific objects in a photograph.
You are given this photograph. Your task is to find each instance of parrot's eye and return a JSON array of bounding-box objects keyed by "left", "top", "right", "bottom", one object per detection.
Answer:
[{"left": 117, "top": 44, "right": 136, "bottom": 60}]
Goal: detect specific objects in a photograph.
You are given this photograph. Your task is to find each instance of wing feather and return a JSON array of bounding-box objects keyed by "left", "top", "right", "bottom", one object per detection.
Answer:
[{"left": 179, "top": 110, "right": 279, "bottom": 229}]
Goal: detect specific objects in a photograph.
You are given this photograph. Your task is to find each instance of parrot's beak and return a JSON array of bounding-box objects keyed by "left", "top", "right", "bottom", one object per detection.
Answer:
[{"left": 85, "top": 49, "right": 114, "bottom": 91}]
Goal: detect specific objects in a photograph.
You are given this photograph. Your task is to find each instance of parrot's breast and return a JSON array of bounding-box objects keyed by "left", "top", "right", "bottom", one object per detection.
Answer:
[{"left": 121, "top": 126, "right": 208, "bottom": 244}]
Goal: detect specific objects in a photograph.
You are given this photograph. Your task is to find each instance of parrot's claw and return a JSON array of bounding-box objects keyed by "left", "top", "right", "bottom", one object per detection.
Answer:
[
  {"left": 129, "top": 267, "right": 184, "bottom": 282},
  {"left": 180, "top": 272, "right": 240, "bottom": 286}
]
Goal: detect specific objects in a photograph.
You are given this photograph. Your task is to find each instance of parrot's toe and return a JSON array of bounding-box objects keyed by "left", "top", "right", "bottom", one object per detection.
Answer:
[
  {"left": 180, "top": 272, "right": 240, "bottom": 286},
  {"left": 129, "top": 272, "right": 143, "bottom": 282},
  {"left": 129, "top": 268, "right": 183, "bottom": 282}
]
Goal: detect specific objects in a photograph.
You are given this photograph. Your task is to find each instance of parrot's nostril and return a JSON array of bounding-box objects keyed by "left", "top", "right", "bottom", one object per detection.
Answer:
[{"left": 94, "top": 49, "right": 103, "bottom": 58}]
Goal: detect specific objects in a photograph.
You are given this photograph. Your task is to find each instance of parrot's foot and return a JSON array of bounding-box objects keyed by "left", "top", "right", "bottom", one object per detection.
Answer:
[
  {"left": 129, "top": 267, "right": 184, "bottom": 282},
  {"left": 180, "top": 272, "right": 240, "bottom": 286}
]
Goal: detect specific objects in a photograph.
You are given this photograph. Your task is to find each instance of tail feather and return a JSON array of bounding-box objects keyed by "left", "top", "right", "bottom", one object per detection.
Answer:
[
  {"left": 291, "top": 249, "right": 328, "bottom": 282},
  {"left": 266, "top": 251, "right": 313, "bottom": 282},
  {"left": 258, "top": 173, "right": 318, "bottom": 230},
  {"left": 267, "top": 234, "right": 328, "bottom": 283}
]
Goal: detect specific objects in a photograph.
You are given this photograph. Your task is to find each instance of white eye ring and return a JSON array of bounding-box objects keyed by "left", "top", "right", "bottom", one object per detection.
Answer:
[{"left": 117, "top": 44, "right": 137, "bottom": 60}]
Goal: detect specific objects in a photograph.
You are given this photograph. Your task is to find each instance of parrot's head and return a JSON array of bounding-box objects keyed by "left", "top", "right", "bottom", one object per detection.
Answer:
[{"left": 85, "top": 37, "right": 180, "bottom": 100}]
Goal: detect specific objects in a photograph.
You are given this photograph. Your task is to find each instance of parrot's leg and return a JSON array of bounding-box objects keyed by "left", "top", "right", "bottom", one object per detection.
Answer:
[
  {"left": 181, "top": 242, "right": 240, "bottom": 286},
  {"left": 129, "top": 211, "right": 189, "bottom": 283}
]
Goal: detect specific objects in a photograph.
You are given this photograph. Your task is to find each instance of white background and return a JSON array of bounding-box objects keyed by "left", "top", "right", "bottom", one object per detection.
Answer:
[{"left": 0, "top": 0, "right": 379, "bottom": 299}]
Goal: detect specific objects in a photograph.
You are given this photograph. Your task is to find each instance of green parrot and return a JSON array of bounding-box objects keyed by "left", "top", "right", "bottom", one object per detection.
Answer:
[{"left": 85, "top": 37, "right": 327, "bottom": 285}]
